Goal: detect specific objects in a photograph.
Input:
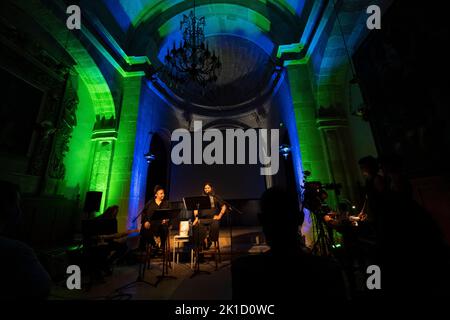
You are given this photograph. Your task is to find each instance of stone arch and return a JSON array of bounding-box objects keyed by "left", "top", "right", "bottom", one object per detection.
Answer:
[{"left": 15, "top": 0, "right": 116, "bottom": 118}]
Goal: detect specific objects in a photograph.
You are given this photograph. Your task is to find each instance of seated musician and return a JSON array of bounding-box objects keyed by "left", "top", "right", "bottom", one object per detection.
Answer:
[
  {"left": 192, "top": 183, "right": 227, "bottom": 249},
  {"left": 139, "top": 185, "right": 170, "bottom": 251},
  {"left": 84, "top": 205, "right": 136, "bottom": 278},
  {"left": 96, "top": 205, "right": 138, "bottom": 264}
]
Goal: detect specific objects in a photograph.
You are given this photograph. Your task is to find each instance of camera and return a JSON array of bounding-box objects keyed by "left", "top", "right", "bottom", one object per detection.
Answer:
[{"left": 301, "top": 171, "right": 342, "bottom": 213}]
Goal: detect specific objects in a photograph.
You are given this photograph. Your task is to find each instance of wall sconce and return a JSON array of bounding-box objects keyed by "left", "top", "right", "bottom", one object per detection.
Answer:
[
  {"left": 144, "top": 131, "right": 156, "bottom": 164},
  {"left": 279, "top": 144, "right": 291, "bottom": 160},
  {"left": 144, "top": 151, "right": 156, "bottom": 164}
]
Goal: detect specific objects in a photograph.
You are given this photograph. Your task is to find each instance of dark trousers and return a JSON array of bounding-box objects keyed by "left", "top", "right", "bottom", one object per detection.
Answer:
[
  {"left": 192, "top": 219, "right": 220, "bottom": 247},
  {"left": 140, "top": 222, "right": 169, "bottom": 248}
]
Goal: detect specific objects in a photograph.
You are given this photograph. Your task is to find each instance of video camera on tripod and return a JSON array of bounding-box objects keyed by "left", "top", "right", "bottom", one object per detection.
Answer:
[{"left": 300, "top": 171, "right": 342, "bottom": 215}]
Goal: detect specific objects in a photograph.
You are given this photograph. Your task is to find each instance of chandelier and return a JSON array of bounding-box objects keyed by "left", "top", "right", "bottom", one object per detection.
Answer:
[{"left": 163, "top": 1, "right": 222, "bottom": 89}]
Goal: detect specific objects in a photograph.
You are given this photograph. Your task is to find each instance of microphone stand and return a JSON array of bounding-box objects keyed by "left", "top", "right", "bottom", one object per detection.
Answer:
[
  {"left": 132, "top": 200, "right": 151, "bottom": 225},
  {"left": 116, "top": 201, "right": 155, "bottom": 292},
  {"left": 212, "top": 194, "right": 243, "bottom": 269}
]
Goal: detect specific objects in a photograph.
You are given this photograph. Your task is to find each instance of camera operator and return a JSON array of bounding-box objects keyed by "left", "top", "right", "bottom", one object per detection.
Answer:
[{"left": 303, "top": 183, "right": 336, "bottom": 256}]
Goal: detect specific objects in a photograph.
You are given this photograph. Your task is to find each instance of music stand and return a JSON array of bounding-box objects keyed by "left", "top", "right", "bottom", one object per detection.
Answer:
[
  {"left": 183, "top": 196, "right": 212, "bottom": 278},
  {"left": 151, "top": 208, "right": 180, "bottom": 286}
]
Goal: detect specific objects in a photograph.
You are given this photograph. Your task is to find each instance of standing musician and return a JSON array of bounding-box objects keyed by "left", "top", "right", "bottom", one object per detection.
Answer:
[
  {"left": 140, "top": 185, "right": 170, "bottom": 251},
  {"left": 192, "top": 182, "right": 227, "bottom": 249}
]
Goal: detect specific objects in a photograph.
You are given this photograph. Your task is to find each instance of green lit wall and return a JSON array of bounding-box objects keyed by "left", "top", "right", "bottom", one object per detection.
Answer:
[
  {"left": 62, "top": 78, "right": 96, "bottom": 201},
  {"left": 88, "top": 141, "right": 114, "bottom": 214},
  {"left": 107, "top": 77, "right": 144, "bottom": 230}
]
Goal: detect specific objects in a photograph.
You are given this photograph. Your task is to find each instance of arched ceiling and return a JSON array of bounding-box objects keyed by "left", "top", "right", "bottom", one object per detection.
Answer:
[
  {"left": 85, "top": 0, "right": 315, "bottom": 60},
  {"left": 100, "top": 0, "right": 308, "bottom": 37},
  {"left": 76, "top": 0, "right": 388, "bottom": 115}
]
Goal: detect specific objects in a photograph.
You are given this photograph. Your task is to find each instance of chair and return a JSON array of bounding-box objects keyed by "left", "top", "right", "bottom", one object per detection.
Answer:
[
  {"left": 172, "top": 221, "right": 195, "bottom": 269},
  {"left": 201, "top": 239, "right": 221, "bottom": 270},
  {"left": 192, "top": 219, "right": 222, "bottom": 271}
]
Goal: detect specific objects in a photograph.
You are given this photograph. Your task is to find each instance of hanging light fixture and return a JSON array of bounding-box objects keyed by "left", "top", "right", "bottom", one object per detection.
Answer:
[{"left": 163, "top": 0, "right": 222, "bottom": 89}]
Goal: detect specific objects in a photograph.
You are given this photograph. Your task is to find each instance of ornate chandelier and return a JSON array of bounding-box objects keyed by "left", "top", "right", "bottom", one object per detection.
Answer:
[{"left": 163, "top": 1, "right": 222, "bottom": 89}]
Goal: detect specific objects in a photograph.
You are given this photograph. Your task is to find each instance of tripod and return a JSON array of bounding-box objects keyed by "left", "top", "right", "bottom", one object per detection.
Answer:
[{"left": 311, "top": 212, "right": 333, "bottom": 256}]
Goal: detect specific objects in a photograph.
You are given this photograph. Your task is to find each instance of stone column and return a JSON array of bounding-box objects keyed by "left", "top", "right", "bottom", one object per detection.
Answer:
[
  {"left": 107, "top": 76, "right": 144, "bottom": 231},
  {"left": 284, "top": 63, "right": 331, "bottom": 186},
  {"left": 88, "top": 116, "right": 117, "bottom": 215},
  {"left": 317, "top": 115, "right": 358, "bottom": 206}
]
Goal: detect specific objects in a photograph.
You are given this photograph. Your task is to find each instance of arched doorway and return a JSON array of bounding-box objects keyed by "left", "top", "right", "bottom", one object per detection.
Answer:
[{"left": 145, "top": 133, "right": 170, "bottom": 202}]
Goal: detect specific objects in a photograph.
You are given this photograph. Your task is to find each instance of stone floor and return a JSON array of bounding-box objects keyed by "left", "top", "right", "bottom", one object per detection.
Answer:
[{"left": 49, "top": 227, "right": 269, "bottom": 300}]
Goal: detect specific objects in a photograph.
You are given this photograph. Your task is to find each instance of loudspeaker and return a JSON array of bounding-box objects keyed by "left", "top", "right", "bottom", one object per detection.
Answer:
[{"left": 84, "top": 191, "right": 102, "bottom": 213}]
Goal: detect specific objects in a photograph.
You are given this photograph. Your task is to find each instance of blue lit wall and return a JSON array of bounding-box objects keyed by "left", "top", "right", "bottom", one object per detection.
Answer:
[{"left": 127, "top": 79, "right": 180, "bottom": 228}]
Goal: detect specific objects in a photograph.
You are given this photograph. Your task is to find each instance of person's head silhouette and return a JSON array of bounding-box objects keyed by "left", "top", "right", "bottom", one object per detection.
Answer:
[
  {"left": 358, "top": 155, "right": 379, "bottom": 178},
  {"left": 101, "top": 205, "right": 119, "bottom": 219},
  {"left": 259, "top": 186, "right": 303, "bottom": 253}
]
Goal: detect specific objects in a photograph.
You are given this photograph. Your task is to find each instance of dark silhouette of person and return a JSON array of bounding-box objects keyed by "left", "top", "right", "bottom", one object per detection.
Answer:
[
  {"left": 375, "top": 155, "right": 450, "bottom": 298},
  {"left": 83, "top": 205, "right": 137, "bottom": 284},
  {"left": 95, "top": 205, "right": 132, "bottom": 268},
  {"left": 358, "top": 156, "right": 386, "bottom": 236},
  {"left": 231, "top": 186, "right": 348, "bottom": 304},
  {"left": 0, "top": 180, "right": 51, "bottom": 300},
  {"left": 98, "top": 205, "right": 119, "bottom": 220}
]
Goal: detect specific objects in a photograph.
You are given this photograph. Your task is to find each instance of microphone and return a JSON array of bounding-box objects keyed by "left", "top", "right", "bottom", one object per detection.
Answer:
[{"left": 212, "top": 194, "right": 243, "bottom": 215}]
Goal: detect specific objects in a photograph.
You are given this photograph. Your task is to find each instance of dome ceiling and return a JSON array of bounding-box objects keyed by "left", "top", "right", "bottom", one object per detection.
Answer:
[
  {"left": 158, "top": 35, "right": 276, "bottom": 109},
  {"left": 81, "top": 0, "right": 323, "bottom": 114}
]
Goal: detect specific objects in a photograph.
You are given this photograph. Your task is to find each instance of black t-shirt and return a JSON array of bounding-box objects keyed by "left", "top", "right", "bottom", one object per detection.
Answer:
[
  {"left": 199, "top": 195, "right": 224, "bottom": 218},
  {"left": 141, "top": 199, "right": 170, "bottom": 223}
]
